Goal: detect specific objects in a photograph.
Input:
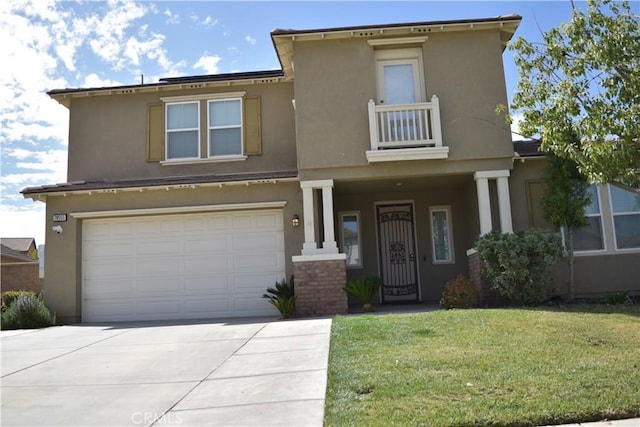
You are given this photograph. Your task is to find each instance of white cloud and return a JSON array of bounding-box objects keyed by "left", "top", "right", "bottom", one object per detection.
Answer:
[
  {"left": 0, "top": 204, "right": 46, "bottom": 246},
  {"left": 164, "top": 8, "right": 179, "bottom": 25},
  {"left": 510, "top": 113, "right": 524, "bottom": 141},
  {"left": 245, "top": 35, "right": 256, "bottom": 45},
  {"left": 82, "top": 73, "right": 122, "bottom": 88},
  {"left": 193, "top": 55, "right": 222, "bottom": 74}
]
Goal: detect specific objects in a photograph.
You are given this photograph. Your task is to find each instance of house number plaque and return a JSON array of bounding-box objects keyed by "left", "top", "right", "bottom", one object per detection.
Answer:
[{"left": 52, "top": 214, "right": 68, "bottom": 222}]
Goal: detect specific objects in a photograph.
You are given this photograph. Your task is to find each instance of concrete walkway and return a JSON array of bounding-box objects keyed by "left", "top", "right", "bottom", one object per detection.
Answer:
[{"left": 1, "top": 317, "right": 332, "bottom": 426}]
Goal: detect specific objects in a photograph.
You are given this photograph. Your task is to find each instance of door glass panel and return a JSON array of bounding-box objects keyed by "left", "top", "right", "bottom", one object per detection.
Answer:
[{"left": 383, "top": 64, "right": 415, "bottom": 105}]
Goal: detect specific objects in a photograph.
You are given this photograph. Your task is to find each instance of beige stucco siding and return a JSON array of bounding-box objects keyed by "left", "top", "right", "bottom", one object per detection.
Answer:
[
  {"left": 66, "top": 82, "right": 296, "bottom": 182},
  {"left": 42, "top": 182, "right": 303, "bottom": 323},
  {"left": 293, "top": 29, "right": 514, "bottom": 176}
]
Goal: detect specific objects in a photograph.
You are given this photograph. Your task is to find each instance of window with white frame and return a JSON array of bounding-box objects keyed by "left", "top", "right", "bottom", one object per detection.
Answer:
[
  {"left": 430, "top": 206, "right": 454, "bottom": 263},
  {"left": 166, "top": 101, "right": 199, "bottom": 159},
  {"left": 208, "top": 98, "right": 242, "bottom": 156},
  {"left": 567, "top": 185, "right": 604, "bottom": 252},
  {"left": 610, "top": 185, "right": 640, "bottom": 249},
  {"left": 340, "top": 212, "right": 362, "bottom": 268}
]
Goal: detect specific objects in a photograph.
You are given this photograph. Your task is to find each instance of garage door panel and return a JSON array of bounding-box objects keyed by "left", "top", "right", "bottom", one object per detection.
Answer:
[
  {"left": 137, "top": 299, "right": 183, "bottom": 316},
  {"left": 184, "top": 237, "right": 228, "bottom": 253},
  {"left": 83, "top": 209, "right": 285, "bottom": 322},
  {"left": 232, "top": 233, "right": 281, "bottom": 251},
  {"left": 136, "top": 278, "right": 183, "bottom": 295},
  {"left": 184, "top": 276, "right": 229, "bottom": 291},
  {"left": 185, "top": 298, "right": 231, "bottom": 314},
  {"left": 184, "top": 255, "right": 229, "bottom": 274},
  {"left": 136, "top": 258, "right": 180, "bottom": 276},
  {"left": 233, "top": 253, "right": 283, "bottom": 271},
  {"left": 136, "top": 239, "right": 181, "bottom": 256},
  {"left": 84, "top": 279, "right": 135, "bottom": 298},
  {"left": 84, "top": 260, "right": 134, "bottom": 279},
  {"left": 85, "top": 241, "right": 134, "bottom": 258}
]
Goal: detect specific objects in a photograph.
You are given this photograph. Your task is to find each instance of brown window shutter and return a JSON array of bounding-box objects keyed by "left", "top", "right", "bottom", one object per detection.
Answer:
[
  {"left": 147, "top": 103, "right": 165, "bottom": 162},
  {"left": 243, "top": 96, "right": 262, "bottom": 155}
]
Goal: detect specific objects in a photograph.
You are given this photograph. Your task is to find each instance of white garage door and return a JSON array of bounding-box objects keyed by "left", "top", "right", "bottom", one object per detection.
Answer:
[{"left": 82, "top": 209, "right": 285, "bottom": 322}]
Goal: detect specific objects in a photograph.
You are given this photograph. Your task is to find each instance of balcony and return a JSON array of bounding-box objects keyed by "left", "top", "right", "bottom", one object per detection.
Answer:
[{"left": 366, "top": 95, "right": 449, "bottom": 163}]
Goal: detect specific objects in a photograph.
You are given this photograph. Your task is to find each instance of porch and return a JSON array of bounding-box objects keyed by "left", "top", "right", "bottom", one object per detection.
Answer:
[{"left": 292, "top": 172, "right": 514, "bottom": 313}]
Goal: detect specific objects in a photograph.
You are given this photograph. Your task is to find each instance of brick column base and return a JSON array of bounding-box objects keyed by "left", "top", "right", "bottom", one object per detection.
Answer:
[
  {"left": 293, "top": 256, "right": 348, "bottom": 317},
  {"left": 467, "top": 248, "right": 499, "bottom": 307}
]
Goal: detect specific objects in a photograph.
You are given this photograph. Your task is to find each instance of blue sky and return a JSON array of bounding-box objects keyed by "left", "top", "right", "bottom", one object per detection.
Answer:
[{"left": 2, "top": 0, "right": 633, "bottom": 245}]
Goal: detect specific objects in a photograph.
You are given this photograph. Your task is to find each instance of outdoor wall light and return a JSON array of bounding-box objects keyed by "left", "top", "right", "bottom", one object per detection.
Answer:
[
  {"left": 52, "top": 225, "right": 63, "bottom": 234},
  {"left": 292, "top": 214, "right": 300, "bottom": 228}
]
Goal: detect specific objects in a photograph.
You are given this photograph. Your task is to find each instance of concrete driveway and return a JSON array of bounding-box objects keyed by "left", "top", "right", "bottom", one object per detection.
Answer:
[{"left": 1, "top": 316, "right": 332, "bottom": 426}]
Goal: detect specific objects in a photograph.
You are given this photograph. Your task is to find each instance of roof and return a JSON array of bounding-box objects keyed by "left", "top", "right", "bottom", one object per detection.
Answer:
[
  {"left": 271, "top": 15, "right": 522, "bottom": 37},
  {"left": 271, "top": 15, "right": 522, "bottom": 77},
  {"left": 0, "top": 238, "right": 36, "bottom": 252},
  {"left": 513, "top": 140, "right": 544, "bottom": 158},
  {"left": 21, "top": 171, "right": 299, "bottom": 197},
  {"left": 1, "top": 244, "right": 36, "bottom": 262},
  {"left": 48, "top": 14, "right": 521, "bottom": 103}
]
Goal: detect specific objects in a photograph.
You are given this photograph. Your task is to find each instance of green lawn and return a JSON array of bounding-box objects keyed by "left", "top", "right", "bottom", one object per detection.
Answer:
[{"left": 325, "top": 305, "right": 640, "bottom": 427}]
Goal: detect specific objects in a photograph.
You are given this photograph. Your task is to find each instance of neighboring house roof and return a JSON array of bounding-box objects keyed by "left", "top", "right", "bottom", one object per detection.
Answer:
[
  {"left": 1, "top": 244, "right": 35, "bottom": 262},
  {"left": 21, "top": 170, "right": 299, "bottom": 197},
  {"left": 513, "top": 140, "right": 544, "bottom": 158},
  {"left": 0, "top": 238, "right": 36, "bottom": 253}
]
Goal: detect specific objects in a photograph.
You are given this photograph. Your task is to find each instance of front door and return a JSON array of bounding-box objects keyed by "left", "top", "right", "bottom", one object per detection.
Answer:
[{"left": 376, "top": 203, "right": 419, "bottom": 303}]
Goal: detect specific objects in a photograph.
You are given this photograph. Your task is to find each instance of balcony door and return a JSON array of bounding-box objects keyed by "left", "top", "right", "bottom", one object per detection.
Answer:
[{"left": 376, "top": 48, "right": 425, "bottom": 105}]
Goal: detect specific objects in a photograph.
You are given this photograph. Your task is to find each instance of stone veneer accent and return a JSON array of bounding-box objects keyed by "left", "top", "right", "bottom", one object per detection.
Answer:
[
  {"left": 293, "top": 259, "right": 348, "bottom": 317},
  {"left": 467, "top": 249, "right": 498, "bottom": 307}
]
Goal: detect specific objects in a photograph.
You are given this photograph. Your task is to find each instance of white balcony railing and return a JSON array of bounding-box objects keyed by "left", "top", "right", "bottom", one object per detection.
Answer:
[{"left": 368, "top": 95, "right": 443, "bottom": 151}]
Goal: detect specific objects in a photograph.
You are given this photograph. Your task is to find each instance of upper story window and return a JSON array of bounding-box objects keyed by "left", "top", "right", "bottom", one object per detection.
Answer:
[
  {"left": 147, "top": 91, "right": 262, "bottom": 165},
  {"left": 208, "top": 99, "right": 242, "bottom": 156},
  {"left": 166, "top": 101, "right": 200, "bottom": 159}
]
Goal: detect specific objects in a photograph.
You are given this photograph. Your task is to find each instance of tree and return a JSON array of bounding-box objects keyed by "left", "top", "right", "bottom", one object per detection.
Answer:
[
  {"left": 541, "top": 146, "right": 591, "bottom": 300},
  {"left": 510, "top": 0, "right": 640, "bottom": 188}
]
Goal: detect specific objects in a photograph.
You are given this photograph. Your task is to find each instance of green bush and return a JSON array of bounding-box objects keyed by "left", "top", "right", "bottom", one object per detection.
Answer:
[
  {"left": 440, "top": 274, "right": 477, "bottom": 309},
  {"left": 1, "top": 290, "right": 37, "bottom": 312},
  {"left": 1, "top": 293, "right": 56, "bottom": 330},
  {"left": 476, "top": 229, "right": 564, "bottom": 306},
  {"left": 344, "top": 276, "right": 382, "bottom": 312},
  {"left": 263, "top": 276, "right": 296, "bottom": 318},
  {"left": 602, "top": 292, "right": 632, "bottom": 305}
]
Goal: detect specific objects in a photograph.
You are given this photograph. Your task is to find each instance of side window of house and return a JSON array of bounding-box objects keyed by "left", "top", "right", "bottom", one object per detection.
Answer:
[
  {"left": 147, "top": 94, "right": 261, "bottom": 163},
  {"left": 430, "top": 206, "right": 454, "bottom": 264},
  {"left": 340, "top": 212, "right": 362, "bottom": 268},
  {"left": 610, "top": 185, "right": 640, "bottom": 249},
  {"left": 567, "top": 185, "right": 604, "bottom": 251}
]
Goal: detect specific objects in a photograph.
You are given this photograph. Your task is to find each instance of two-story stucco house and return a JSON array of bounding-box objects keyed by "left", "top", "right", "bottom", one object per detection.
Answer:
[{"left": 22, "top": 15, "right": 640, "bottom": 323}]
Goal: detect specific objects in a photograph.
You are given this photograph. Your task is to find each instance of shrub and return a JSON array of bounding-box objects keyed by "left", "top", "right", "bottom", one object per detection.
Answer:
[
  {"left": 263, "top": 276, "right": 296, "bottom": 319},
  {"left": 602, "top": 292, "right": 632, "bottom": 305},
  {"left": 440, "top": 274, "right": 477, "bottom": 309},
  {"left": 476, "top": 229, "right": 564, "bottom": 306},
  {"left": 1, "top": 293, "right": 55, "bottom": 330},
  {"left": 344, "top": 276, "right": 382, "bottom": 312},
  {"left": 1, "top": 290, "right": 37, "bottom": 312}
]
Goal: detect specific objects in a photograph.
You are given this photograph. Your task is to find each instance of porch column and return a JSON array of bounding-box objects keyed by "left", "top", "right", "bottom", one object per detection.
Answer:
[
  {"left": 496, "top": 175, "right": 513, "bottom": 233},
  {"left": 474, "top": 173, "right": 492, "bottom": 235},
  {"left": 301, "top": 186, "right": 317, "bottom": 253},
  {"left": 300, "top": 179, "right": 338, "bottom": 255},
  {"left": 321, "top": 186, "right": 338, "bottom": 252}
]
